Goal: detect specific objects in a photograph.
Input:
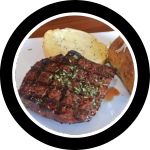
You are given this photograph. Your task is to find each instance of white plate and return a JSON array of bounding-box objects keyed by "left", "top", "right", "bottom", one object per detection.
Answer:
[{"left": 15, "top": 31, "right": 130, "bottom": 135}]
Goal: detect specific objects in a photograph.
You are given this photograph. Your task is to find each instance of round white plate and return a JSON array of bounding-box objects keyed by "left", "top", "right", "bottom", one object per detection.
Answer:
[{"left": 15, "top": 31, "right": 130, "bottom": 135}]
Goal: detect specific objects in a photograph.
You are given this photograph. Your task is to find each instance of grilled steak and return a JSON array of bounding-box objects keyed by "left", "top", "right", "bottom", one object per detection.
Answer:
[{"left": 19, "top": 50, "right": 116, "bottom": 124}]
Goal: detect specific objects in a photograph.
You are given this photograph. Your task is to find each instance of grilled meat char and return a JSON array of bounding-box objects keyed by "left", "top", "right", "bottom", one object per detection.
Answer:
[{"left": 19, "top": 50, "right": 116, "bottom": 124}]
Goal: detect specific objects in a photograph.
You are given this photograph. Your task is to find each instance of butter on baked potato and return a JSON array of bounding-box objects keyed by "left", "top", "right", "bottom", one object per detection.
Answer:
[
  {"left": 43, "top": 28, "right": 108, "bottom": 65},
  {"left": 108, "top": 36, "right": 134, "bottom": 93}
]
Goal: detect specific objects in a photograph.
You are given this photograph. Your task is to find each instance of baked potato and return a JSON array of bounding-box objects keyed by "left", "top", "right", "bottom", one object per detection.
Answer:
[
  {"left": 43, "top": 28, "right": 108, "bottom": 65},
  {"left": 108, "top": 36, "right": 134, "bottom": 93}
]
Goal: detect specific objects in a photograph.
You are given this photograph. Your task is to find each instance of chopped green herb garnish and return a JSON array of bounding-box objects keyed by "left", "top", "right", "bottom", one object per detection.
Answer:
[
  {"left": 55, "top": 69, "right": 59, "bottom": 72},
  {"left": 69, "top": 59, "right": 71, "bottom": 62},
  {"left": 82, "top": 88, "right": 86, "bottom": 92},
  {"left": 88, "top": 85, "right": 91, "bottom": 89},
  {"left": 68, "top": 85, "right": 71, "bottom": 87},
  {"left": 84, "top": 67, "right": 86, "bottom": 69},
  {"left": 68, "top": 73, "right": 72, "bottom": 76},
  {"left": 79, "top": 82, "right": 82, "bottom": 86},
  {"left": 73, "top": 55, "right": 78, "bottom": 59},
  {"left": 93, "top": 103, "right": 97, "bottom": 108},
  {"left": 63, "top": 70, "right": 67, "bottom": 73},
  {"left": 68, "top": 66, "right": 74, "bottom": 71},
  {"left": 89, "top": 90, "right": 96, "bottom": 96},
  {"left": 74, "top": 91, "right": 79, "bottom": 94},
  {"left": 99, "top": 82, "right": 102, "bottom": 84},
  {"left": 65, "top": 78, "right": 71, "bottom": 85},
  {"left": 58, "top": 79, "right": 61, "bottom": 82},
  {"left": 84, "top": 96, "right": 88, "bottom": 98},
  {"left": 93, "top": 91, "right": 96, "bottom": 95},
  {"left": 55, "top": 75, "right": 59, "bottom": 79},
  {"left": 64, "top": 78, "right": 69, "bottom": 82},
  {"left": 91, "top": 41, "right": 93, "bottom": 43},
  {"left": 86, "top": 81, "right": 90, "bottom": 84},
  {"left": 72, "top": 74, "right": 77, "bottom": 79},
  {"left": 95, "top": 79, "right": 98, "bottom": 82},
  {"left": 67, "top": 81, "right": 71, "bottom": 85},
  {"left": 92, "top": 99, "right": 95, "bottom": 103},
  {"left": 103, "top": 84, "right": 107, "bottom": 86},
  {"left": 49, "top": 75, "right": 53, "bottom": 79},
  {"left": 52, "top": 82, "right": 55, "bottom": 85},
  {"left": 96, "top": 87, "right": 99, "bottom": 92},
  {"left": 61, "top": 81, "right": 64, "bottom": 85},
  {"left": 89, "top": 91, "right": 92, "bottom": 96},
  {"left": 28, "top": 49, "right": 32, "bottom": 50},
  {"left": 60, "top": 72, "right": 66, "bottom": 76},
  {"left": 94, "top": 53, "right": 95, "bottom": 56},
  {"left": 74, "top": 87, "right": 81, "bottom": 92},
  {"left": 52, "top": 64, "right": 54, "bottom": 66},
  {"left": 76, "top": 70, "right": 78, "bottom": 72},
  {"left": 69, "top": 54, "right": 72, "bottom": 55},
  {"left": 80, "top": 77, "right": 84, "bottom": 79}
]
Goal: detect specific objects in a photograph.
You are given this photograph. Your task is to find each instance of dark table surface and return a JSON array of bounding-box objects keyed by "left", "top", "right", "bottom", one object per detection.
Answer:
[{"left": 29, "top": 16, "right": 113, "bottom": 38}]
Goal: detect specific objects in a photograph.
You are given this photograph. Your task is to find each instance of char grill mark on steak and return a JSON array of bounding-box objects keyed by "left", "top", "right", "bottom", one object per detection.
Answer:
[{"left": 19, "top": 50, "right": 116, "bottom": 124}]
